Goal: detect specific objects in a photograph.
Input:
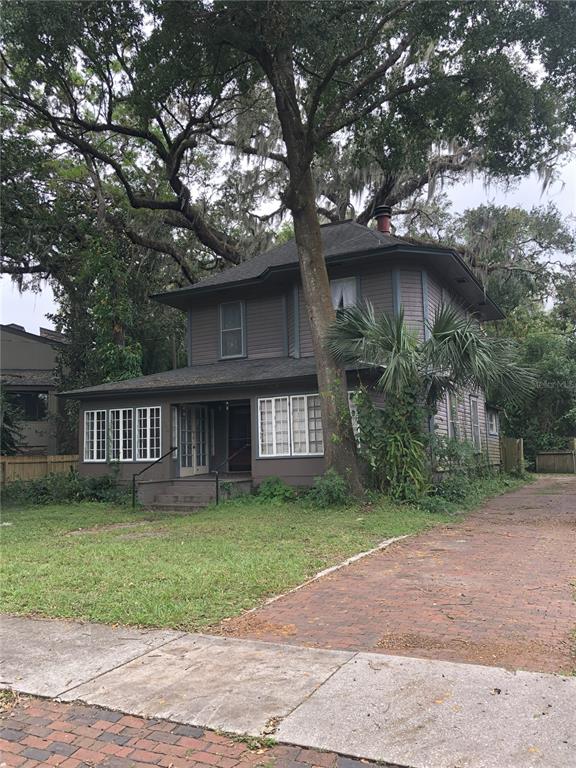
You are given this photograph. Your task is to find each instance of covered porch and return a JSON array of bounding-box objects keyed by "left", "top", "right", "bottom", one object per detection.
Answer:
[{"left": 136, "top": 398, "right": 253, "bottom": 509}]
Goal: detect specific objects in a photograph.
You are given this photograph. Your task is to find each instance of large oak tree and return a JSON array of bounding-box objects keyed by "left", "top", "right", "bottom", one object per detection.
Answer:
[{"left": 2, "top": 0, "right": 575, "bottom": 487}]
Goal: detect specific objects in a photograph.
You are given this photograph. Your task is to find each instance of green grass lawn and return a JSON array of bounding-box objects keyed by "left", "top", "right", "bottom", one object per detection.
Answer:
[
  {"left": 1, "top": 474, "right": 525, "bottom": 632},
  {"left": 1, "top": 495, "right": 456, "bottom": 631}
]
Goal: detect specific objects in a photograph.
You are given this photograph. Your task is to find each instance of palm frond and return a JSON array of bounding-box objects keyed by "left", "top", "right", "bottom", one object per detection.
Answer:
[
  {"left": 327, "top": 304, "right": 420, "bottom": 396},
  {"left": 425, "top": 304, "right": 535, "bottom": 406}
]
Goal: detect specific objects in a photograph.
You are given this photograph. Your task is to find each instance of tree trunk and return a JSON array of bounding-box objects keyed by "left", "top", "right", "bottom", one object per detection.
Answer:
[
  {"left": 263, "top": 48, "right": 363, "bottom": 493},
  {"left": 290, "top": 170, "right": 363, "bottom": 492}
]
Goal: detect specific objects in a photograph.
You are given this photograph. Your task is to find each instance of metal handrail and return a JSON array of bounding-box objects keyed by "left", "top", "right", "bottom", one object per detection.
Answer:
[
  {"left": 212, "top": 442, "right": 251, "bottom": 505},
  {"left": 132, "top": 446, "right": 177, "bottom": 508}
]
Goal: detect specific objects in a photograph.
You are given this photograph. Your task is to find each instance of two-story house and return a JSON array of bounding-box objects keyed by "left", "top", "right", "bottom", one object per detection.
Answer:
[
  {"left": 63, "top": 210, "right": 503, "bottom": 506},
  {"left": 1, "top": 323, "right": 67, "bottom": 455}
]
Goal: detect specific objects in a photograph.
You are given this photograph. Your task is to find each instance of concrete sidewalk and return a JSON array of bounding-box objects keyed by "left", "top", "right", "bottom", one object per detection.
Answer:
[{"left": 1, "top": 615, "right": 574, "bottom": 768}]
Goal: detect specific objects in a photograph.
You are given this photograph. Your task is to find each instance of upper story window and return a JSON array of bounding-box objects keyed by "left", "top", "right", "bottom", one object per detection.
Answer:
[
  {"left": 331, "top": 277, "right": 357, "bottom": 310},
  {"left": 220, "top": 301, "right": 246, "bottom": 359},
  {"left": 9, "top": 392, "right": 48, "bottom": 421}
]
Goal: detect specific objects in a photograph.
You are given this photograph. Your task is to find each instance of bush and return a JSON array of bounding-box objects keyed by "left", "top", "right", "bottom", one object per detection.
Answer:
[
  {"left": 256, "top": 476, "right": 296, "bottom": 503},
  {"left": 307, "top": 468, "right": 350, "bottom": 507},
  {"left": 2, "top": 470, "right": 129, "bottom": 506}
]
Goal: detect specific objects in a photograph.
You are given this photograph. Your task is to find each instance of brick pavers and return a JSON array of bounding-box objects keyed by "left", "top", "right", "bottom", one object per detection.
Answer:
[
  {"left": 0, "top": 697, "right": 378, "bottom": 768},
  {"left": 220, "top": 476, "right": 576, "bottom": 673}
]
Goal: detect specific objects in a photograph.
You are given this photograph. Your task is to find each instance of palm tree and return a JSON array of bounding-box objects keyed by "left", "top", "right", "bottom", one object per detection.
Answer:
[
  {"left": 327, "top": 304, "right": 534, "bottom": 499},
  {"left": 328, "top": 304, "right": 533, "bottom": 412}
]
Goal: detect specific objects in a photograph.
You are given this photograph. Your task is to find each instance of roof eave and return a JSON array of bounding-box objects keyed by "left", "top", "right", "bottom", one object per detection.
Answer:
[{"left": 152, "top": 243, "right": 505, "bottom": 321}]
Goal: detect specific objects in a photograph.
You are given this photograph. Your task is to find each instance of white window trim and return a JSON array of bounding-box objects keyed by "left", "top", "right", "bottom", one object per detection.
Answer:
[
  {"left": 290, "top": 394, "right": 324, "bottom": 457},
  {"left": 258, "top": 396, "right": 292, "bottom": 458},
  {"left": 109, "top": 408, "right": 134, "bottom": 462},
  {"left": 136, "top": 406, "right": 162, "bottom": 461},
  {"left": 219, "top": 300, "right": 246, "bottom": 359},
  {"left": 488, "top": 410, "right": 499, "bottom": 436},
  {"left": 84, "top": 409, "right": 107, "bottom": 463},
  {"left": 447, "top": 392, "right": 459, "bottom": 440},
  {"left": 257, "top": 391, "right": 365, "bottom": 458},
  {"left": 470, "top": 396, "right": 482, "bottom": 452}
]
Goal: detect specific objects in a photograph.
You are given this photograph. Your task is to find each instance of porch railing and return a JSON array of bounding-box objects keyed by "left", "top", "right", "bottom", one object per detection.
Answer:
[
  {"left": 132, "top": 446, "right": 177, "bottom": 508},
  {"left": 212, "top": 442, "right": 251, "bottom": 505}
]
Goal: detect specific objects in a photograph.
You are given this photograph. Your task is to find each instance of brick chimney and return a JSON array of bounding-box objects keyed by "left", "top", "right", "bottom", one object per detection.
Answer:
[{"left": 374, "top": 205, "right": 392, "bottom": 234}]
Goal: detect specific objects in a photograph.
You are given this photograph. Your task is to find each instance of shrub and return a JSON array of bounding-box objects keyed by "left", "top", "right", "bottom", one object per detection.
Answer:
[
  {"left": 307, "top": 468, "right": 350, "bottom": 507},
  {"left": 353, "top": 389, "right": 429, "bottom": 501},
  {"left": 256, "top": 476, "right": 296, "bottom": 503},
  {"left": 2, "top": 470, "right": 129, "bottom": 506}
]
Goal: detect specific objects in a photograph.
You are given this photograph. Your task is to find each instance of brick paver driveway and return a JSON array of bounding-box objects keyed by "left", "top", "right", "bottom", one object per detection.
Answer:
[{"left": 221, "top": 476, "right": 576, "bottom": 673}]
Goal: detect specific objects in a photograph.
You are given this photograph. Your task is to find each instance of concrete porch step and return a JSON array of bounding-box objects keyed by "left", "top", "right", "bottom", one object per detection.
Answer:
[
  {"left": 155, "top": 493, "right": 215, "bottom": 504},
  {"left": 147, "top": 502, "right": 206, "bottom": 512}
]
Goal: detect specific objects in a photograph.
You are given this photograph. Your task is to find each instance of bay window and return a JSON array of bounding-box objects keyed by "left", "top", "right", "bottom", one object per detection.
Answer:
[{"left": 84, "top": 410, "right": 107, "bottom": 462}]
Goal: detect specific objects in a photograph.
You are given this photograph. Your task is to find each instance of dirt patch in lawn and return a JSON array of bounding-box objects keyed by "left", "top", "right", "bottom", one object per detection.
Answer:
[{"left": 65, "top": 521, "right": 161, "bottom": 536}]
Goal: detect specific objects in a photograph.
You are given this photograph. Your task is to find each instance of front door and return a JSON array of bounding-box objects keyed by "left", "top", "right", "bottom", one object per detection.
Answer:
[
  {"left": 180, "top": 406, "right": 209, "bottom": 476},
  {"left": 228, "top": 402, "right": 251, "bottom": 472}
]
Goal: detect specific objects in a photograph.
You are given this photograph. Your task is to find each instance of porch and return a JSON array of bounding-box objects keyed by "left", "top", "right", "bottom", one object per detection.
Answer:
[{"left": 136, "top": 398, "right": 253, "bottom": 510}]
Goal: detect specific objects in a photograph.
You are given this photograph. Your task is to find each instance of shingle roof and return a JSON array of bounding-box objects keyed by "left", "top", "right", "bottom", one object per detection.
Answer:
[
  {"left": 1, "top": 370, "right": 56, "bottom": 388},
  {"left": 61, "top": 357, "right": 320, "bottom": 399},
  {"left": 154, "top": 221, "right": 402, "bottom": 299},
  {"left": 151, "top": 220, "right": 504, "bottom": 321}
]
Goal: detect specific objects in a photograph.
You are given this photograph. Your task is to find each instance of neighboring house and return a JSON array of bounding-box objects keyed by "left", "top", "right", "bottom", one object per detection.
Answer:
[
  {"left": 62, "top": 211, "right": 503, "bottom": 505},
  {"left": 0, "top": 323, "right": 67, "bottom": 455}
]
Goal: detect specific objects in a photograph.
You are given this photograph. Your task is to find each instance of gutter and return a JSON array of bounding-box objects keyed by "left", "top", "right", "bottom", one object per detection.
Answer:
[{"left": 151, "top": 244, "right": 504, "bottom": 321}]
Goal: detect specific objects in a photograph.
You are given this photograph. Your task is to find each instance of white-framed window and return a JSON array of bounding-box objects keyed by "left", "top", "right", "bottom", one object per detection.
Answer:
[
  {"left": 258, "top": 397, "right": 291, "bottom": 456},
  {"left": 488, "top": 410, "right": 499, "bottom": 436},
  {"left": 258, "top": 392, "right": 365, "bottom": 458},
  {"left": 331, "top": 277, "right": 357, "bottom": 310},
  {"left": 84, "top": 410, "right": 107, "bottom": 462},
  {"left": 220, "top": 301, "right": 245, "bottom": 358},
  {"left": 448, "top": 392, "right": 459, "bottom": 439},
  {"left": 470, "top": 397, "right": 481, "bottom": 451},
  {"left": 136, "top": 406, "right": 162, "bottom": 460},
  {"left": 109, "top": 408, "right": 134, "bottom": 462},
  {"left": 290, "top": 394, "right": 324, "bottom": 455}
]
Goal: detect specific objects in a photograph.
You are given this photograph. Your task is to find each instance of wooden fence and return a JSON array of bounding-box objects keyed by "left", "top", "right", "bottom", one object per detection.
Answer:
[
  {"left": 535, "top": 450, "right": 576, "bottom": 474},
  {"left": 501, "top": 437, "right": 524, "bottom": 474},
  {"left": 0, "top": 454, "right": 79, "bottom": 485}
]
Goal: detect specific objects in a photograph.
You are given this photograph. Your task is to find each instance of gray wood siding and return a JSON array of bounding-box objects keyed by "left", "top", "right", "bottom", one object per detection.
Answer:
[
  {"left": 246, "top": 294, "right": 286, "bottom": 359},
  {"left": 434, "top": 395, "right": 450, "bottom": 438},
  {"left": 400, "top": 270, "right": 424, "bottom": 337},
  {"left": 428, "top": 274, "right": 443, "bottom": 319},
  {"left": 299, "top": 286, "right": 315, "bottom": 357},
  {"left": 190, "top": 304, "right": 219, "bottom": 365},
  {"left": 359, "top": 268, "right": 394, "bottom": 315},
  {"left": 287, "top": 289, "right": 297, "bottom": 357}
]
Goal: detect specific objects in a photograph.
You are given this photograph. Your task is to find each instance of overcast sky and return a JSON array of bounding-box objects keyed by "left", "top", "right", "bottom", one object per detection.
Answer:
[{"left": 1, "top": 160, "right": 575, "bottom": 335}]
